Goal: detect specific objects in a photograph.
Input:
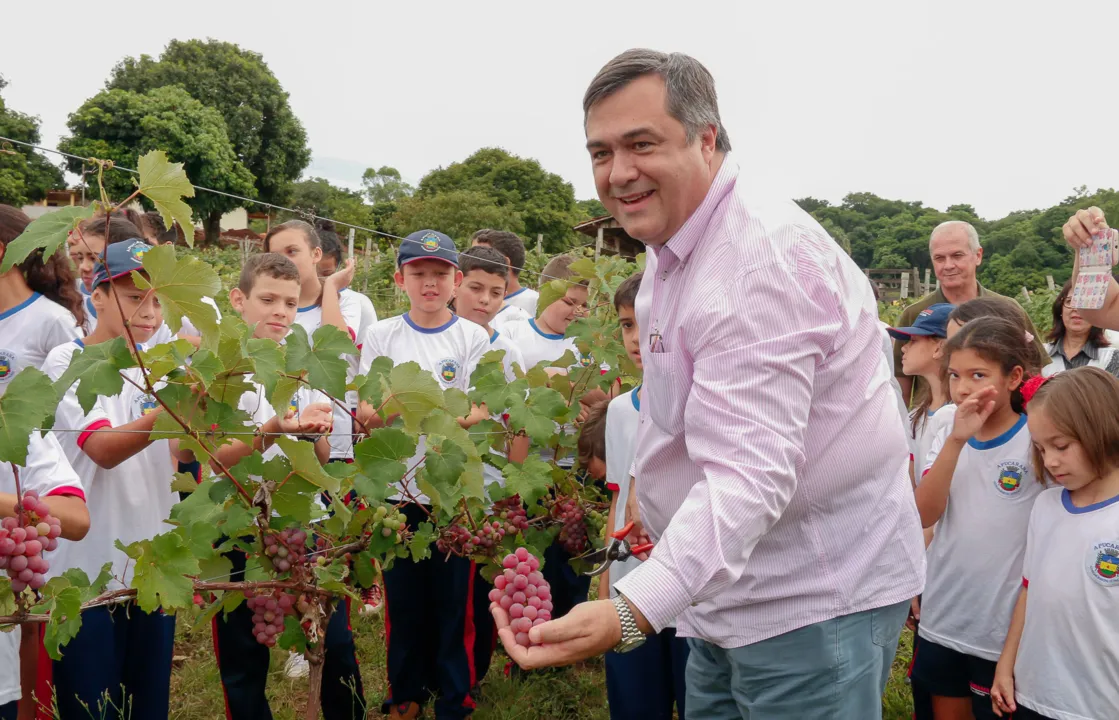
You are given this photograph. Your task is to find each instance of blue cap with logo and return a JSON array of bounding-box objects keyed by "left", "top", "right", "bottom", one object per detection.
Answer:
[
  {"left": 398, "top": 229, "right": 459, "bottom": 268},
  {"left": 888, "top": 303, "right": 953, "bottom": 341},
  {"left": 91, "top": 239, "right": 154, "bottom": 290}
]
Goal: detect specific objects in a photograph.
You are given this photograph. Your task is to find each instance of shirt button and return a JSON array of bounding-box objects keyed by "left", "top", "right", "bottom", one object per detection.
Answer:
[{"left": 690, "top": 602, "right": 698, "bottom": 607}]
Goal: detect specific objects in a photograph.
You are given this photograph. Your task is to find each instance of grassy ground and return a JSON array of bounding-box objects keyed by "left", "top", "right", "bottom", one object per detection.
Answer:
[{"left": 167, "top": 608, "right": 917, "bottom": 719}]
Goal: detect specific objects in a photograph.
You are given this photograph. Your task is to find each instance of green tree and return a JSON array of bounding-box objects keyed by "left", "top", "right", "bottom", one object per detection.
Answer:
[
  {"left": 0, "top": 76, "right": 64, "bottom": 206},
  {"left": 106, "top": 39, "right": 311, "bottom": 239},
  {"left": 385, "top": 189, "right": 524, "bottom": 244},
  {"left": 59, "top": 87, "right": 256, "bottom": 241},
  {"left": 575, "top": 198, "right": 607, "bottom": 219},
  {"left": 361, "top": 166, "right": 413, "bottom": 205},
  {"left": 417, "top": 148, "right": 578, "bottom": 252}
]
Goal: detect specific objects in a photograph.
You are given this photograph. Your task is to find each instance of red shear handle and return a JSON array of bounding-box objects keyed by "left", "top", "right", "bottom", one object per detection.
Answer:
[
  {"left": 611, "top": 521, "right": 635, "bottom": 540},
  {"left": 630, "top": 543, "right": 655, "bottom": 555}
]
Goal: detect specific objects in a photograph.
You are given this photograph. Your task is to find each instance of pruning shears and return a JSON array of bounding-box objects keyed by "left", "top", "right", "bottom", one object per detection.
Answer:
[{"left": 580, "top": 521, "right": 655, "bottom": 577}]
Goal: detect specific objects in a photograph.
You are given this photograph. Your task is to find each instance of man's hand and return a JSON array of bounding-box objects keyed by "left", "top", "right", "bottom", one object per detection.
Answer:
[
  {"left": 1063, "top": 206, "right": 1108, "bottom": 249},
  {"left": 493, "top": 598, "right": 646, "bottom": 669},
  {"left": 325, "top": 258, "right": 356, "bottom": 291},
  {"left": 277, "top": 402, "right": 334, "bottom": 436},
  {"left": 905, "top": 596, "right": 921, "bottom": 632}
]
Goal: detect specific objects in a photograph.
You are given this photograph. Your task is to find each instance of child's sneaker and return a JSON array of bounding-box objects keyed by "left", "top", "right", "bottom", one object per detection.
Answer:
[
  {"left": 359, "top": 584, "right": 384, "bottom": 616},
  {"left": 284, "top": 650, "right": 310, "bottom": 679},
  {"left": 388, "top": 701, "right": 421, "bottom": 720}
]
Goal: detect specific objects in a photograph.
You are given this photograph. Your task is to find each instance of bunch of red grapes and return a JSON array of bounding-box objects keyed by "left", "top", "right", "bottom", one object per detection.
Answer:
[
  {"left": 244, "top": 588, "right": 295, "bottom": 647},
  {"left": 488, "top": 547, "right": 553, "bottom": 648},
  {"left": 551, "top": 497, "right": 587, "bottom": 555},
  {"left": 0, "top": 491, "right": 62, "bottom": 593},
  {"left": 437, "top": 519, "right": 506, "bottom": 556},
  {"left": 492, "top": 496, "right": 529, "bottom": 536},
  {"left": 263, "top": 527, "right": 308, "bottom": 574}
]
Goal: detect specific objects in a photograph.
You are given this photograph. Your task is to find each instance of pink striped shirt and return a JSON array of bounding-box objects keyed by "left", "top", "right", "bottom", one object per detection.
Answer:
[{"left": 613, "top": 154, "right": 925, "bottom": 648}]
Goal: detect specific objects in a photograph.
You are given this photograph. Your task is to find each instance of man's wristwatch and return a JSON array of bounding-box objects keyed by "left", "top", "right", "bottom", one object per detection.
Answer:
[{"left": 611, "top": 594, "right": 647, "bottom": 653}]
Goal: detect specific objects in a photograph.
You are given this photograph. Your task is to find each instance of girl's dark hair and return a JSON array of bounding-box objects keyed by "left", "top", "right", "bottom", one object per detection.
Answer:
[
  {"left": 949, "top": 296, "right": 1046, "bottom": 370},
  {"left": 1028, "top": 367, "right": 1119, "bottom": 482},
  {"left": 264, "top": 220, "right": 320, "bottom": 252},
  {"left": 0, "top": 205, "right": 86, "bottom": 329},
  {"left": 1048, "top": 279, "right": 1109, "bottom": 348},
  {"left": 79, "top": 216, "right": 145, "bottom": 246},
  {"left": 943, "top": 316, "right": 1041, "bottom": 414},
  {"left": 317, "top": 226, "right": 344, "bottom": 266}
]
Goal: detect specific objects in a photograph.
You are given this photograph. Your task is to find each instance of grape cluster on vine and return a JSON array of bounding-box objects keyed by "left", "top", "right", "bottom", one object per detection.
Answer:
[
  {"left": 436, "top": 518, "right": 507, "bottom": 556},
  {"left": 373, "top": 506, "right": 406, "bottom": 543},
  {"left": 488, "top": 548, "right": 553, "bottom": 648},
  {"left": 551, "top": 497, "right": 588, "bottom": 555},
  {"left": 264, "top": 527, "right": 308, "bottom": 574},
  {"left": 244, "top": 588, "right": 295, "bottom": 647},
  {"left": 492, "top": 495, "right": 529, "bottom": 536},
  {"left": 0, "top": 491, "right": 62, "bottom": 593}
]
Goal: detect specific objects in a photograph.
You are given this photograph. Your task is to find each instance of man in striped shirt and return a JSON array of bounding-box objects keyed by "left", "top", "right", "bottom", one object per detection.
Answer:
[{"left": 493, "top": 48, "right": 925, "bottom": 719}]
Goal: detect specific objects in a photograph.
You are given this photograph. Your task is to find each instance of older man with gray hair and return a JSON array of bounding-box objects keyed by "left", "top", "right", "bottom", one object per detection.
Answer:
[{"left": 892, "top": 221, "right": 1046, "bottom": 403}]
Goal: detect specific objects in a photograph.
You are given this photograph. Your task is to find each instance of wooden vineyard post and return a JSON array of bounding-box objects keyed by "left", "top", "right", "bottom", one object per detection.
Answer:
[
  {"left": 363, "top": 239, "right": 371, "bottom": 293},
  {"left": 595, "top": 227, "right": 604, "bottom": 262},
  {"left": 1046, "top": 275, "right": 1055, "bottom": 292},
  {"left": 536, "top": 233, "right": 543, "bottom": 256},
  {"left": 900, "top": 272, "right": 910, "bottom": 299},
  {"left": 347, "top": 228, "right": 355, "bottom": 260},
  {"left": 924, "top": 268, "right": 932, "bottom": 296}
]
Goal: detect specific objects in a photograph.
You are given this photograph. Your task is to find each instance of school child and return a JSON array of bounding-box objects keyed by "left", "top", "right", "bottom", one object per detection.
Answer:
[
  {"left": 0, "top": 432, "right": 89, "bottom": 720},
  {"left": 40, "top": 240, "right": 192, "bottom": 719},
  {"left": 470, "top": 229, "right": 538, "bottom": 319},
  {"left": 912, "top": 316, "right": 1045, "bottom": 720},
  {"left": 0, "top": 205, "right": 85, "bottom": 381},
  {"left": 989, "top": 367, "right": 1119, "bottom": 720},
  {"left": 452, "top": 245, "right": 531, "bottom": 689},
  {"left": 209, "top": 252, "right": 368, "bottom": 720},
  {"left": 67, "top": 214, "right": 148, "bottom": 334},
  {"left": 356, "top": 230, "right": 489, "bottom": 720}
]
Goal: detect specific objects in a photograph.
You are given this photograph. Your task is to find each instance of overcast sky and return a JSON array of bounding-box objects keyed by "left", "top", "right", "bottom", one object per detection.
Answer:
[{"left": 2, "top": 0, "right": 1115, "bottom": 221}]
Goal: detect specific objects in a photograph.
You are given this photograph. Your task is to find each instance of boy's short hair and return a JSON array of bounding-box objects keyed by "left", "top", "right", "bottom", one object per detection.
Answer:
[
  {"left": 317, "top": 223, "right": 344, "bottom": 265},
  {"left": 576, "top": 399, "right": 610, "bottom": 469},
  {"left": 613, "top": 271, "right": 643, "bottom": 312},
  {"left": 459, "top": 246, "right": 509, "bottom": 281},
  {"left": 264, "top": 220, "right": 320, "bottom": 252},
  {"left": 539, "top": 254, "right": 579, "bottom": 287},
  {"left": 79, "top": 216, "right": 145, "bottom": 246},
  {"left": 141, "top": 211, "right": 167, "bottom": 238},
  {"left": 238, "top": 252, "right": 301, "bottom": 294},
  {"left": 473, "top": 230, "right": 526, "bottom": 277},
  {"left": 157, "top": 223, "right": 182, "bottom": 245}
]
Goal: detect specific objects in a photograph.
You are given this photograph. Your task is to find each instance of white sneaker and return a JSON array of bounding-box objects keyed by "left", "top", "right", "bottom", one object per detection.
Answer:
[{"left": 284, "top": 650, "right": 310, "bottom": 679}]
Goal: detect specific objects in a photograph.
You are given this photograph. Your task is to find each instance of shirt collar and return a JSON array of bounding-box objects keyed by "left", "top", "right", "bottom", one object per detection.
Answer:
[
  {"left": 1050, "top": 339, "right": 1099, "bottom": 361},
  {"left": 655, "top": 153, "right": 739, "bottom": 265}
]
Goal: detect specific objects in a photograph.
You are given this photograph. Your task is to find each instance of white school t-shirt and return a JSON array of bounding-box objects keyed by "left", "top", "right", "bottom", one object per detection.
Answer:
[
  {"left": 503, "top": 287, "right": 539, "bottom": 318},
  {"left": 79, "top": 280, "right": 97, "bottom": 334},
  {"left": 918, "top": 414, "right": 1044, "bottom": 660},
  {"left": 500, "top": 318, "right": 580, "bottom": 372},
  {"left": 604, "top": 388, "right": 650, "bottom": 599},
  {"left": 1013, "top": 488, "right": 1119, "bottom": 720},
  {"left": 910, "top": 404, "right": 956, "bottom": 483},
  {"left": 293, "top": 293, "right": 364, "bottom": 461},
  {"left": 0, "top": 431, "right": 85, "bottom": 706},
  {"left": 42, "top": 340, "right": 177, "bottom": 589},
  {"left": 480, "top": 328, "right": 525, "bottom": 491},
  {"left": 142, "top": 296, "right": 223, "bottom": 349},
  {"left": 490, "top": 304, "right": 531, "bottom": 334},
  {"left": 358, "top": 314, "right": 489, "bottom": 504},
  {"left": 0, "top": 293, "right": 82, "bottom": 396}
]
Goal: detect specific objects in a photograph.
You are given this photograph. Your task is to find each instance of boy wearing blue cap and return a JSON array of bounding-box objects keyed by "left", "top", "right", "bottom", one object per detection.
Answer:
[
  {"left": 888, "top": 301, "right": 954, "bottom": 720},
  {"left": 41, "top": 239, "right": 193, "bottom": 719},
  {"left": 356, "top": 230, "right": 489, "bottom": 720}
]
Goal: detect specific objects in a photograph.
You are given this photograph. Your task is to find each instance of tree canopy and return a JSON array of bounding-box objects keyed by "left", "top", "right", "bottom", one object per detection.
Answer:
[
  {"left": 0, "top": 76, "right": 64, "bottom": 207},
  {"left": 362, "top": 166, "right": 413, "bottom": 205},
  {"left": 59, "top": 86, "right": 256, "bottom": 231}
]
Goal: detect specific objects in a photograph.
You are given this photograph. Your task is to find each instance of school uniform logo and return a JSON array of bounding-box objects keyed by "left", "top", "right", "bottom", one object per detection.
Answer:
[
  {"left": 288, "top": 396, "right": 300, "bottom": 415},
  {"left": 438, "top": 358, "right": 460, "bottom": 384},
  {"left": 1088, "top": 541, "right": 1119, "bottom": 587},
  {"left": 128, "top": 240, "right": 152, "bottom": 263},
  {"left": 578, "top": 353, "right": 593, "bottom": 368},
  {"left": 421, "top": 233, "right": 441, "bottom": 252},
  {"left": 0, "top": 349, "right": 15, "bottom": 383},
  {"left": 137, "top": 394, "right": 159, "bottom": 416},
  {"left": 994, "top": 460, "right": 1027, "bottom": 496}
]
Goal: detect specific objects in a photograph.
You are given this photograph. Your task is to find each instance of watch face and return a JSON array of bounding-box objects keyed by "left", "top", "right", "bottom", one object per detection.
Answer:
[{"left": 616, "top": 635, "right": 646, "bottom": 654}]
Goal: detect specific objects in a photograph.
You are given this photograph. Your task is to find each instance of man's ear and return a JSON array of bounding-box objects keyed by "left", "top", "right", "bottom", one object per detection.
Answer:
[
  {"left": 229, "top": 287, "right": 246, "bottom": 313},
  {"left": 975, "top": 247, "right": 984, "bottom": 266}
]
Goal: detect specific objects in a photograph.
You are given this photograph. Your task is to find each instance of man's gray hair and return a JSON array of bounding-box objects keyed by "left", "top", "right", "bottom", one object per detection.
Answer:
[
  {"left": 583, "top": 49, "right": 732, "bottom": 153},
  {"left": 930, "top": 220, "right": 981, "bottom": 252}
]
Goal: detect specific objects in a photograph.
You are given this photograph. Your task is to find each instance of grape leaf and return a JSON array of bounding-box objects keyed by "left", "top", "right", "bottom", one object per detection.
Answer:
[
  {"left": 279, "top": 615, "right": 308, "bottom": 653},
  {"left": 117, "top": 532, "right": 200, "bottom": 613},
  {"left": 284, "top": 324, "right": 356, "bottom": 400},
  {"left": 352, "top": 428, "right": 415, "bottom": 505},
  {"left": 0, "top": 205, "right": 94, "bottom": 273},
  {"left": 353, "top": 355, "right": 393, "bottom": 408},
  {"left": 185, "top": 349, "right": 222, "bottom": 387},
  {"left": 52, "top": 337, "right": 135, "bottom": 414},
  {"left": 169, "top": 478, "right": 225, "bottom": 527},
  {"left": 141, "top": 339, "right": 195, "bottom": 380},
  {"left": 170, "top": 471, "right": 200, "bottom": 494},
  {"left": 271, "top": 475, "right": 319, "bottom": 525},
  {"left": 380, "top": 362, "right": 444, "bottom": 432},
  {"left": 443, "top": 388, "right": 471, "bottom": 419},
  {"left": 0, "top": 578, "right": 15, "bottom": 617},
  {"left": 354, "top": 549, "right": 378, "bottom": 589},
  {"left": 503, "top": 456, "right": 554, "bottom": 506},
  {"left": 506, "top": 387, "right": 570, "bottom": 444},
  {"left": 417, "top": 437, "right": 467, "bottom": 508},
  {"left": 408, "top": 522, "right": 436, "bottom": 562},
  {"left": 568, "top": 258, "right": 597, "bottom": 280},
  {"left": 0, "top": 368, "right": 58, "bottom": 465},
  {"left": 421, "top": 411, "right": 484, "bottom": 501},
  {"left": 275, "top": 437, "right": 340, "bottom": 495},
  {"left": 536, "top": 278, "right": 569, "bottom": 319},
  {"left": 198, "top": 553, "right": 233, "bottom": 585},
  {"left": 133, "top": 245, "right": 220, "bottom": 336},
  {"left": 40, "top": 586, "right": 83, "bottom": 660},
  {"left": 136, "top": 150, "right": 196, "bottom": 249}
]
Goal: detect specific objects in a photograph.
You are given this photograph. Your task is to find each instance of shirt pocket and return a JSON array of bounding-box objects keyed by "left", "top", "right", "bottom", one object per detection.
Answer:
[{"left": 643, "top": 350, "right": 690, "bottom": 435}]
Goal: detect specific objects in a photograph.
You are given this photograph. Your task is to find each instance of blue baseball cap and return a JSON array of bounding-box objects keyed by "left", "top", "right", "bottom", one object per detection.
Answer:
[
  {"left": 398, "top": 230, "right": 459, "bottom": 268},
  {"left": 888, "top": 303, "right": 953, "bottom": 341},
  {"left": 91, "top": 239, "right": 153, "bottom": 290}
]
